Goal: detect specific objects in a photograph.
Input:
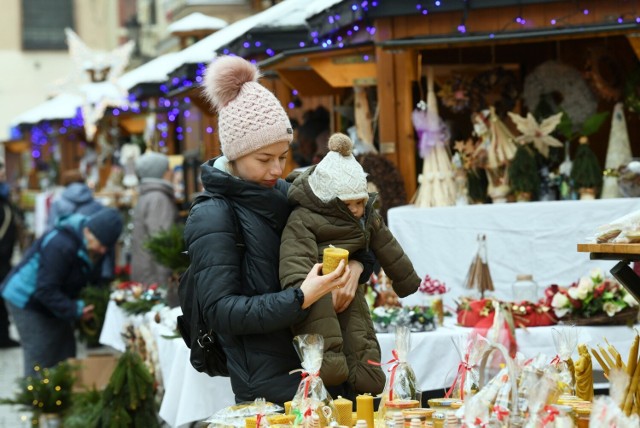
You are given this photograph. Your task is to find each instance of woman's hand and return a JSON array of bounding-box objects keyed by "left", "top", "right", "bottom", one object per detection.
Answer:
[
  {"left": 332, "top": 260, "right": 363, "bottom": 313},
  {"left": 299, "top": 260, "right": 350, "bottom": 309},
  {"left": 81, "top": 304, "right": 95, "bottom": 321}
]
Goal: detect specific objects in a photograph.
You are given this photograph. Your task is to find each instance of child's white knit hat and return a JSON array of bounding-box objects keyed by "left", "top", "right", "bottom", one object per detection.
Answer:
[{"left": 308, "top": 133, "right": 369, "bottom": 203}]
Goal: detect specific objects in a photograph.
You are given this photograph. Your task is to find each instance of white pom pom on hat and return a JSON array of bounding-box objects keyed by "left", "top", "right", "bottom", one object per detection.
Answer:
[
  {"left": 202, "top": 55, "right": 293, "bottom": 160},
  {"left": 308, "top": 133, "right": 369, "bottom": 203}
]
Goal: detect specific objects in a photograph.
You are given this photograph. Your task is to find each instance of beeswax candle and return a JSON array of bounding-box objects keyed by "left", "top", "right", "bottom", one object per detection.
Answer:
[
  {"left": 322, "top": 247, "right": 349, "bottom": 275},
  {"left": 356, "top": 394, "right": 375, "bottom": 428}
]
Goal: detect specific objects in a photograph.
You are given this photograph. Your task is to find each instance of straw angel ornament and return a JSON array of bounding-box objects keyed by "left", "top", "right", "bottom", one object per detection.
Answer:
[
  {"left": 412, "top": 66, "right": 456, "bottom": 207},
  {"left": 485, "top": 107, "right": 518, "bottom": 202},
  {"left": 507, "top": 111, "right": 563, "bottom": 158}
]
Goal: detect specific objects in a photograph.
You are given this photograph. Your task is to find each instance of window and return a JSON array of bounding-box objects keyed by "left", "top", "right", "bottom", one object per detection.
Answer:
[{"left": 22, "top": 0, "right": 74, "bottom": 50}]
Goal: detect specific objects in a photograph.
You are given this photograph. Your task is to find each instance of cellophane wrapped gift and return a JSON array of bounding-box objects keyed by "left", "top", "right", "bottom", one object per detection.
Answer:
[
  {"left": 516, "top": 354, "right": 548, "bottom": 416},
  {"left": 290, "top": 335, "right": 337, "bottom": 427},
  {"left": 587, "top": 368, "right": 640, "bottom": 427},
  {"left": 522, "top": 374, "right": 564, "bottom": 428},
  {"left": 206, "top": 398, "right": 283, "bottom": 428},
  {"left": 377, "top": 325, "right": 421, "bottom": 422},
  {"left": 446, "top": 332, "right": 491, "bottom": 400},
  {"left": 550, "top": 326, "right": 578, "bottom": 395},
  {"left": 461, "top": 367, "right": 510, "bottom": 427}
]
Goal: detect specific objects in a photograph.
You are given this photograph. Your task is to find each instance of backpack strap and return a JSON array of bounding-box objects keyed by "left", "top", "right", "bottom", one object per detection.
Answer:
[{"left": 191, "top": 190, "right": 244, "bottom": 250}]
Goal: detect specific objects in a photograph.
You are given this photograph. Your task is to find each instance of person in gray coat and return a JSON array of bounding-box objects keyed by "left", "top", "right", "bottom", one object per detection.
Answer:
[{"left": 130, "top": 151, "right": 178, "bottom": 287}]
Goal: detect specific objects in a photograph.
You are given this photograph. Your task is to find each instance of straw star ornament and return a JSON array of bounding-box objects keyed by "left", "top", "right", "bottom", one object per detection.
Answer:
[{"left": 507, "top": 111, "right": 563, "bottom": 158}]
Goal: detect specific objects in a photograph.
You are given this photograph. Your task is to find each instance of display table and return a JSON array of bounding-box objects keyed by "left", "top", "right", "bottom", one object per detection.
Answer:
[
  {"left": 100, "top": 301, "right": 638, "bottom": 427},
  {"left": 388, "top": 199, "right": 640, "bottom": 305}
]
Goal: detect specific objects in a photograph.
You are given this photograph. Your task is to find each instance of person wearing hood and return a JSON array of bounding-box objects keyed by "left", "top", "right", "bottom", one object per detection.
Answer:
[
  {"left": 1, "top": 208, "right": 123, "bottom": 375},
  {"left": 46, "top": 169, "right": 103, "bottom": 229},
  {"left": 184, "top": 56, "right": 375, "bottom": 404},
  {"left": 279, "top": 133, "right": 421, "bottom": 396},
  {"left": 130, "top": 151, "right": 178, "bottom": 287}
]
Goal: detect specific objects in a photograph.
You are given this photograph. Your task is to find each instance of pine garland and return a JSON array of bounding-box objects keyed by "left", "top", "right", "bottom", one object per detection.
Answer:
[
  {"left": 143, "top": 223, "right": 189, "bottom": 274},
  {"left": 94, "top": 350, "right": 159, "bottom": 428},
  {"left": 508, "top": 144, "right": 540, "bottom": 198}
]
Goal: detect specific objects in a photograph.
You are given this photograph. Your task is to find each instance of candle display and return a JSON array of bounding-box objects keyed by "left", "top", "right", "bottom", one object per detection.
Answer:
[
  {"left": 356, "top": 394, "right": 375, "bottom": 428},
  {"left": 333, "top": 396, "right": 353, "bottom": 427}
]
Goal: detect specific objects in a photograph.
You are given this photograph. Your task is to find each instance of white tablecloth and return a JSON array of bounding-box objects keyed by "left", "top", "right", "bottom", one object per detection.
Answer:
[
  {"left": 388, "top": 199, "right": 640, "bottom": 305},
  {"left": 101, "top": 301, "right": 638, "bottom": 427}
]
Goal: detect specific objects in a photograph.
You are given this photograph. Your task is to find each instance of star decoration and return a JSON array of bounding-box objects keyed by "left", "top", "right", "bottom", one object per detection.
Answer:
[{"left": 507, "top": 111, "right": 564, "bottom": 158}]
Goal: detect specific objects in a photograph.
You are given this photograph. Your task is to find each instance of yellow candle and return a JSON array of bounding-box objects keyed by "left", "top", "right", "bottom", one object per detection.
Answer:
[
  {"left": 284, "top": 401, "right": 292, "bottom": 415},
  {"left": 322, "top": 247, "right": 349, "bottom": 275},
  {"left": 334, "top": 396, "right": 353, "bottom": 427},
  {"left": 356, "top": 394, "right": 375, "bottom": 428}
]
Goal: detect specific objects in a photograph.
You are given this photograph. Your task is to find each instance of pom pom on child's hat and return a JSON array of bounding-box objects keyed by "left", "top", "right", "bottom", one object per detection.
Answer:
[
  {"left": 203, "top": 56, "right": 293, "bottom": 160},
  {"left": 308, "top": 133, "right": 370, "bottom": 203}
]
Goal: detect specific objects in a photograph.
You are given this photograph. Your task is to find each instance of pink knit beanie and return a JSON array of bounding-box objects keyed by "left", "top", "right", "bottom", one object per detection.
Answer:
[{"left": 203, "top": 56, "right": 293, "bottom": 160}]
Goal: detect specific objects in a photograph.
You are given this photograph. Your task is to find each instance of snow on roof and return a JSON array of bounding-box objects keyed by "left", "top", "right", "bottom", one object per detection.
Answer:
[
  {"left": 11, "top": 93, "right": 83, "bottom": 126},
  {"left": 167, "top": 0, "right": 309, "bottom": 72},
  {"left": 168, "top": 12, "right": 228, "bottom": 34},
  {"left": 11, "top": 82, "right": 128, "bottom": 126},
  {"left": 306, "top": 0, "right": 344, "bottom": 19},
  {"left": 118, "top": 52, "right": 181, "bottom": 90}
]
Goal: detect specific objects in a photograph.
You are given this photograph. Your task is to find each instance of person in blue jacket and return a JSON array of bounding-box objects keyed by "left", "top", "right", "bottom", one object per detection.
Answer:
[{"left": 1, "top": 207, "right": 123, "bottom": 376}]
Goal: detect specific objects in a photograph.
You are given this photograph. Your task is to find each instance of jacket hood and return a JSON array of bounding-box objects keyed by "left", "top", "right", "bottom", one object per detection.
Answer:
[
  {"left": 54, "top": 213, "right": 87, "bottom": 240},
  {"left": 61, "top": 183, "right": 94, "bottom": 204},
  {"left": 288, "top": 166, "right": 377, "bottom": 221},
  {"left": 199, "top": 157, "right": 291, "bottom": 232}
]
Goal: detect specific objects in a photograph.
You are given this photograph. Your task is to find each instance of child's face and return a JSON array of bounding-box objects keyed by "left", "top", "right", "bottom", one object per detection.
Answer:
[{"left": 343, "top": 198, "right": 365, "bottom": 219}]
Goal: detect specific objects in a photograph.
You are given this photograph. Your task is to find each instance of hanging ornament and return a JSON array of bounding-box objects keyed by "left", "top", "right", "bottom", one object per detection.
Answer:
[{"left": 437, "top": 74, "right": 471, "bottom": 113}]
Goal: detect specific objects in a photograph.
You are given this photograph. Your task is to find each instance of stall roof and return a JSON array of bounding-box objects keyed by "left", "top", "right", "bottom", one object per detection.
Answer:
[
  {"left": 167, "top": 12, "right": 228, "bottom": 34},
  {"left": 118, "top": 52, "right": 181, "bottom": 90},
  {"left": 10, "top": 82, "right": 127, "bottom": 127},
  {"left": 305, "top": 0, "right": 343, "bottom": 19},
  {"left": 166, "top": 0, "right": 310, "bottom": 73},
  {"left": 10, "top": 93, "right": 83, "bottom": 126}
]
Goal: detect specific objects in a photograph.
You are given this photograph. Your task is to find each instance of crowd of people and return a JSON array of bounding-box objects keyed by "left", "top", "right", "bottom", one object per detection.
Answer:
[{"left": 0, "top": 55, "right": 420, "bottom": 407}]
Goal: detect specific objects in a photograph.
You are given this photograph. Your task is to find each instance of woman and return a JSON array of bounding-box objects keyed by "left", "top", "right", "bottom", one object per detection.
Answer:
[{"left": 185, "top": 56, "right": 368, "bottom": 404}]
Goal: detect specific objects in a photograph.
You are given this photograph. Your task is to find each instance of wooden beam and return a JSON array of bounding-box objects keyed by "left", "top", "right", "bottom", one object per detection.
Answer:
[
  {"left": 277, "top": 69, "right": 340, "bottom": 97},
  {"left": 309, "top": 55, "right": 377, "bottom": 88}
]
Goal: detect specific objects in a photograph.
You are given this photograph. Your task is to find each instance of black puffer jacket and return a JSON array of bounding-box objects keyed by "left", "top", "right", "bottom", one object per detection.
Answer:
[{"left": 183, "top": 158, "right": 309, "bottom": 404}]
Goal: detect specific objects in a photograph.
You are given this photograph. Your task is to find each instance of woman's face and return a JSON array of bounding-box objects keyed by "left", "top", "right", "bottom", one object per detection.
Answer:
[{"left": 232, "top": 141, "right": 290, "bottom": 187}]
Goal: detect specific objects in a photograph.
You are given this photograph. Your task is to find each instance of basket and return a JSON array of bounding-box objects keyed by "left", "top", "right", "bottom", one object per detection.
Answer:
[
  {"left": 478, "top": 342, "right": 523, "bottom": 427},
  {"left": 560, "top": 306, "right": 639, "bottom": 326}
]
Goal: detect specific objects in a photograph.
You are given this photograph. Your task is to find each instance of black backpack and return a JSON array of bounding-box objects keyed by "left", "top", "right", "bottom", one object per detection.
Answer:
[{"left": 176, "top": 191, "right": 244, "bottom": 377}]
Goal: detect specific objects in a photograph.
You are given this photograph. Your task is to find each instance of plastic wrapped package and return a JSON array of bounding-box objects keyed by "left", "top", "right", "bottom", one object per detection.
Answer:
[
  {"left": 376, "top": 325, "right": 421, "bottom": 423},
  {"left": 206, "top": 399, "right": 284, "bottom": 428},
  {"left": 592, "top": 208, "right": 640, "bottom": 243},
  {"left": 550, "top": 327, "right": 578, "bottom": 395},
  {"left": 446, "top": 333, "right": 490, "bottom": 400},
  {"left": 290, "top": 335, "right": 337, "bottom": 427}
]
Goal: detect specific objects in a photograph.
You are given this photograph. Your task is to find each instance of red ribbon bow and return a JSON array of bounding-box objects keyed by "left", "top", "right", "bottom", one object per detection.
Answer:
[
  {"left": 542, "top": 405, "right": 559, "bottom": 425},
  {"left": 492, "top": 405, "right": 510, "bottom": 421},
  {"left": 474, "top": 417, "right": 488, "bottom": 427},
  {"left": 299, "top": 370, "right": 319, "bottom": 399},
  {"left": 256, "top": 414, "right": 263, "bottom": 428},
  {"left": 368, "top": 349, "right": 400, "bottom": 401},
  {"left": 445, "top": 353, "right": 472, "bottom": 399},
  {"left": 550, "top": 355, "right": 562, "bottom": 366}
]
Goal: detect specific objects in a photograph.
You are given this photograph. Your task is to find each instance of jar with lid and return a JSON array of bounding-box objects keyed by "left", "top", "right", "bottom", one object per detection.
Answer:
[{"left": 511, "top": 274, "right": 538, "bottom": 302}]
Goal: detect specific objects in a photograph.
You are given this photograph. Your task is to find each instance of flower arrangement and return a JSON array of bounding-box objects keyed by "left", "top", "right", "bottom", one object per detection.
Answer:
[
  {"left": 111, "top": 281, "right": 163, "bottom": 315},
  {"left": 419, "top": 274, "right": 448, "bottom": 295},
  {"left": 544, "top": 268, "right": 638, "bottom": 322},
  {"left": 456, "top": 296, "right": 556, "bottom": 328}
]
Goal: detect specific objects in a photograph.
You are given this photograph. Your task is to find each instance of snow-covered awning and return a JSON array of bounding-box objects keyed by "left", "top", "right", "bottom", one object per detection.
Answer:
[
  {"left": 305, "top": 0, "right": 344, "bottom": 19},
  {"left": 168, "top": 12, "right": 228, "bottom": 34},
  {"left": 118, "top": 52, "right": 181, "bottom": 90},
  {"left": 10, "top": 93, "right": 83, "bottom": 126}
]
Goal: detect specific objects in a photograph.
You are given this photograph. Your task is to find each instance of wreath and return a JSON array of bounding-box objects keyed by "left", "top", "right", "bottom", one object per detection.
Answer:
[
  {"left": 584, "top": 46, "right": 625, "bottom": 102},
  {"left": 356, "top": 153, "right": 407, "bottom": 223},
  {"left": 523, "top": 61, "right": 597, "bottom": 130},
  {"left": 437, "top": 74, "right": 472, "bottom": 113},
  {"left": 624, "top": 66, "right": 640, "bottom": 113},
  {"left": 469, "top": 67, "right": 520, "bottom": 118}
]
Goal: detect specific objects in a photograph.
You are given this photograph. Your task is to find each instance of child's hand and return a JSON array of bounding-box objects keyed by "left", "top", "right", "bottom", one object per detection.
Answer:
[{"left": 332, "top": 260, "right": 363, "bottom": 313}]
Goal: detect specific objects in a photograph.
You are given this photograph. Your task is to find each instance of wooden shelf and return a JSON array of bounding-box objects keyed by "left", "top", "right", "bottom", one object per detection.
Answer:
[{"left": 578, "top": 243, "right": 640, "bottom": 256}]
